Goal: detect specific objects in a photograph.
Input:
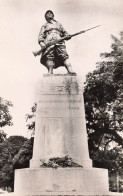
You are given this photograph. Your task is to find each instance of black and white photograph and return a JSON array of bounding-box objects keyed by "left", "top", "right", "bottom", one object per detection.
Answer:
[{"left": 0, "top": 0, "right": 123, "bottom": 195}]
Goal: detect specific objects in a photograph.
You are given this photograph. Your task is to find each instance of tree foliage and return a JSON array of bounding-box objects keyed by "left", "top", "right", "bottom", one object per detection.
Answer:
[
  {"left": 0, "top": 97, "right": 13, "bottom": 128},
  {"left": 84, "top": 32, "right": 123, "bottom": 168},
  {"left": 26, "top": 103, "right": 37, "bottom": 135},
  {"left": 0, "top": 130, "right": 7, "bottom": 143},
  {"left": 0, "top": 136, "right": 27, "bottom": 191},
  {"left": 0, "top": 98, "right": 34, "bottom": 191},
  {"left": 13, "top": 137, "right": 33, "bottom": 169}
]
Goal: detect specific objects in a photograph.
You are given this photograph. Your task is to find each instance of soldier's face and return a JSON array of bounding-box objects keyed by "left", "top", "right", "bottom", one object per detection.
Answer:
[{"left": 45, "top": 12, "right": 54, "bottom": 21}]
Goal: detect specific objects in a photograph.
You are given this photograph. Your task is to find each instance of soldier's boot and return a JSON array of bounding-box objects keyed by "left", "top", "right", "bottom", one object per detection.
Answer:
[
  {"left": 66, "top": 65, "right": 76, "bottom": 74},
  {"left": 46, "top": 60, "right": 54, "bottom": 74},
  {"left": 64, "top": 59, "right": 76, "bottom": 75}
]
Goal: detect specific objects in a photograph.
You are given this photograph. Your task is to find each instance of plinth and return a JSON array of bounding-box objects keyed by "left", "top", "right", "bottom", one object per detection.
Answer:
[
  {"left": 31, "top": 74, "right": 92, "bottom": 167},
  {"left": 14, "top": 74, "right": 109, "bottom": 195}
]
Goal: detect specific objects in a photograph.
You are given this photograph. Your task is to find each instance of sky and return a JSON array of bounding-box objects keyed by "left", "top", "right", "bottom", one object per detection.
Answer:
[{"left": 0, "top": 0, "right": 123, "bottom": 138}]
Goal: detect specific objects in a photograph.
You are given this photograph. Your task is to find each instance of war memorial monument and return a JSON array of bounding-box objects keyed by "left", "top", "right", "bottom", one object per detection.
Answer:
[{"left": 14, "top": 10, "right": 110, "bottom": 195}]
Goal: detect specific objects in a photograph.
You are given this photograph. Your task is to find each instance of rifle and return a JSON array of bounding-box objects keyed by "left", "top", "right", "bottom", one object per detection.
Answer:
[{"left": 32, "top": 25, "right": 100, "bottom": 57}]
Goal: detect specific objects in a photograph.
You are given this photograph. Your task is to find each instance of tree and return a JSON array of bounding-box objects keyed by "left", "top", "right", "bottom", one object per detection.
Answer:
[
  {"left": 0, "top": 136, "right": 27, "bottom": 191},
  {"left": 84, "top": 32, "right": 123, "bottom": 149},
  {"left": 26, "top": 103, "right": 37, "bottom": 135},
  {"left": 84, "top": 32, "right": 123, "bottom": 191},
  {"left": 0, "top": 130, "right": 7, "bottom": 143},
  {"left": 13, "top": 137, "right": 33, "bottom": 169},
  {"left": 0, "top": 97, "right": 13, "bottom": 144},
  {"left": 0, "top": 97, "right": 13, "bottom": 128}
]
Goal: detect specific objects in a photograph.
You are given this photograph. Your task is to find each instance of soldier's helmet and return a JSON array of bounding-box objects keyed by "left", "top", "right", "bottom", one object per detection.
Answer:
[{"left": 45, "top": 10, "right": 54, "bottom": 20}]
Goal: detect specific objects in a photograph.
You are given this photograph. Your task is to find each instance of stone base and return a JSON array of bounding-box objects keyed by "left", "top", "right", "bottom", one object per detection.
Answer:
[
  {"left": 14, "top": 167, "right": 109, "bottom": 195},
  {"left": 5, "top": 192, "right": 123, "bottom": 196}
]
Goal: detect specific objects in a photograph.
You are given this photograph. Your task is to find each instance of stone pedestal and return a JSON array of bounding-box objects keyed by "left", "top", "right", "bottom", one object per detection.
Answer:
[
  {"left": 14, "top": 74, "right": 109, "bottom": 195},
  {"left": 30, "top": 74, "right": 92, "bottom": 168}
]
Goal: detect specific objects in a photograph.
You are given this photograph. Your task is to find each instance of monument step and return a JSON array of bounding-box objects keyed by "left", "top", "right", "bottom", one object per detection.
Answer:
[
  {"left": 14, "top": 168, "right": 109, "bottom": 195},
  {"left": 3, "top": 191, "right": 123, "bottom": 196}
]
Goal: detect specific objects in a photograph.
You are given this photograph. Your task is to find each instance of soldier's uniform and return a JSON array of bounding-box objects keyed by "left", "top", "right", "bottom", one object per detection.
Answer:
[{"left": 38, "top": 19, "right": 70, "bottom": 68}]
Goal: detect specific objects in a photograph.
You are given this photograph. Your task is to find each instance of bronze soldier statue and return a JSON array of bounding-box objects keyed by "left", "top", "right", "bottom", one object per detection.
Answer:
[
  {"left": 38, "top": 10, "right": 76, "bottom": 74},
  {"left": 34, "top": 10, "right": 100, "bottom": 74}
]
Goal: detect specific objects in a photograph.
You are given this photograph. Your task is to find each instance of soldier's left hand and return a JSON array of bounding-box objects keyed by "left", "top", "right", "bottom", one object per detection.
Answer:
[{"left": 65, "top": 35, "right": 71, "bottom": 41}]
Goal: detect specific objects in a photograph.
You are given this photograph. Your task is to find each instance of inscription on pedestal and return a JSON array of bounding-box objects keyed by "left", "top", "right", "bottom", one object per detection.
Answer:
[{"left": 36, "top": 95, "right": 84, "bottom": 118}]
